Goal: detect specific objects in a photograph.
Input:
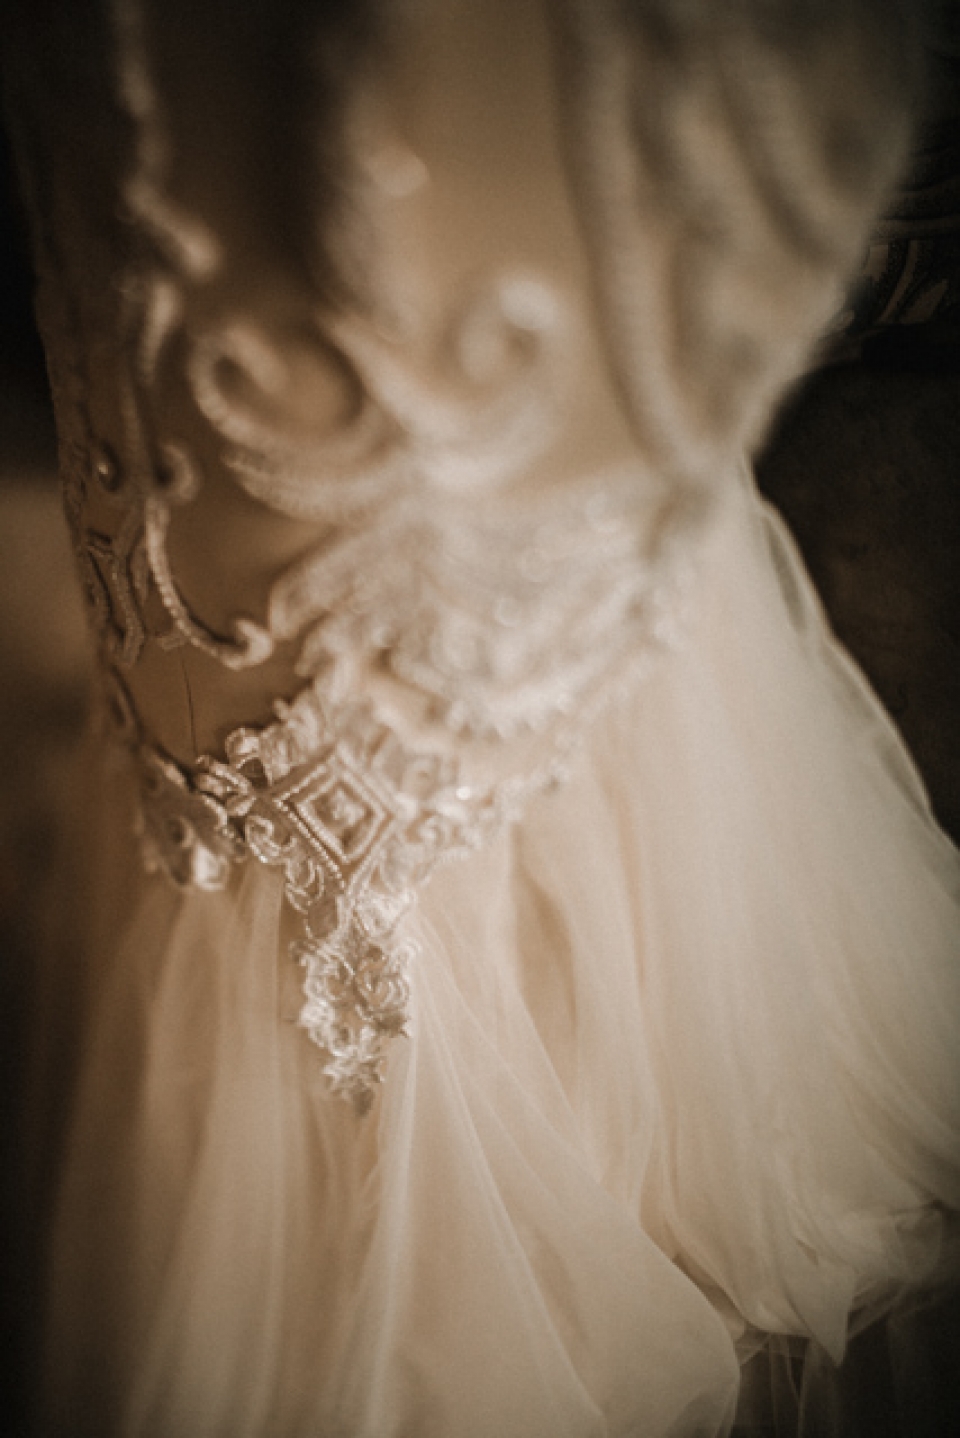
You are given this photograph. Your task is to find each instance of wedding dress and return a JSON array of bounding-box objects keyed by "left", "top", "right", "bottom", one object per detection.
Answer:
[{"left": 4, "top": 1, "right": 959, "bottom": 1435}]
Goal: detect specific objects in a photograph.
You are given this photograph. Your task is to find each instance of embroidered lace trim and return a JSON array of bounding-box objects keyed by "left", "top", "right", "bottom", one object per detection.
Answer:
[{"left": 113, "top": 627, "right": 678, "bottom": 1110}]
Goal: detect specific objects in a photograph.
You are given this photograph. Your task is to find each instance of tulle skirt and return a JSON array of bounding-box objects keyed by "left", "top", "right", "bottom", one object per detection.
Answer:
[{"left": 29, "top": 469, "right": 960, "bottom": 1437}]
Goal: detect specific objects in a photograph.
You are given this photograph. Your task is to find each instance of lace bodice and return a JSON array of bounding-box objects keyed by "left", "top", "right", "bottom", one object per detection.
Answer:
[{"left": 5, "top": 0, "right": 917, "bottom": 1108}]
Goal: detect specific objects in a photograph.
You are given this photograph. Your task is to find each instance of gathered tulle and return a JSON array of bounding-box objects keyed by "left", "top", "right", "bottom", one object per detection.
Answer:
[{"left": 34, "top": 470, "right": 959, "bottom": 1437}]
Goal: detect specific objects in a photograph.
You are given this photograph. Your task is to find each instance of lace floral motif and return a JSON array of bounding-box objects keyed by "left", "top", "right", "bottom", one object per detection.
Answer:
[{"left": 127, "top": 676, "right": 556, "bottom": 1109}]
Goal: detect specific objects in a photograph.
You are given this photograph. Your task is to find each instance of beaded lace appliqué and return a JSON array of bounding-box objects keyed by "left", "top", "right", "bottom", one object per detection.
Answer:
[{"left": 129, "top": 681, "right": 518, "bottom": 1110}]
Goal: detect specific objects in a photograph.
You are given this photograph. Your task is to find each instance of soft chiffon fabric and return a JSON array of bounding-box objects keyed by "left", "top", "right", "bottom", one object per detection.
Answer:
[{"left": 36, "top": 467, "right": 960, "bottom": 1437}]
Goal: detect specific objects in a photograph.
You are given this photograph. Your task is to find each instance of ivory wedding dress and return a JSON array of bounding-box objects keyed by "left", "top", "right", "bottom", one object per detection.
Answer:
[{"left": 5, "top": 1, "right": 959, "bottom": 1435}]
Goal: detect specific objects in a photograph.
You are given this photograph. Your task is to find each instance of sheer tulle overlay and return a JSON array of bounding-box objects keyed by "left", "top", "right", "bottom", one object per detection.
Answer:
[
  {"left": 5, "top": 1, "right": 959, "bottom": 1432},
  {"left": 37, "top": 471, "right": 959, "bottom": 1437}
]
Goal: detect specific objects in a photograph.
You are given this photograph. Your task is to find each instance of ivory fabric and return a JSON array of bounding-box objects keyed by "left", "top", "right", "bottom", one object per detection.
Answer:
[{"left": 4, "top": 2, "right": 958, "bottom": 1434}]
